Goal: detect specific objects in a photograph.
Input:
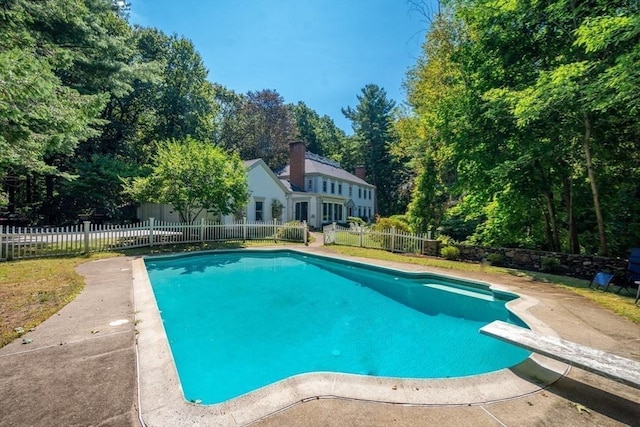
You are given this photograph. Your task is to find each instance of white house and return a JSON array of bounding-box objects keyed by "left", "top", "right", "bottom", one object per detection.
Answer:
[
  {"left": 137, "top": 141, "right": 377, "bottom": 229},
  {"left": 276, "top": 141, "right": 376, "bottom": 229}
]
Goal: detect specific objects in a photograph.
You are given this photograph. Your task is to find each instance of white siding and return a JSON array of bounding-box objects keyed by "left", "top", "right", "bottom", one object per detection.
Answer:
[{"left": 245, "top": 162, "right": 289, "bottom": 223}]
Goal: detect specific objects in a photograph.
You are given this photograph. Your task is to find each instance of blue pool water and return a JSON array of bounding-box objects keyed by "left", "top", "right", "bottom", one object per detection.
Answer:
[{"left": 145, "top": 250, "right": 530, "bottom": 404}]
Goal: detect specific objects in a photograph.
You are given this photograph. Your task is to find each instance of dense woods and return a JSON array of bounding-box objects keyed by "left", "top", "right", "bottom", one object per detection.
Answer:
[{"left": 1, "top": 0, "right": 638, "bottom": 256}]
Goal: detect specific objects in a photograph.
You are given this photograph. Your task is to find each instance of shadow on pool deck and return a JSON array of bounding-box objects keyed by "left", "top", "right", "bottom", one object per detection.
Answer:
[{"left": 0, "top": 245, "right": 638, "bottom": 426}]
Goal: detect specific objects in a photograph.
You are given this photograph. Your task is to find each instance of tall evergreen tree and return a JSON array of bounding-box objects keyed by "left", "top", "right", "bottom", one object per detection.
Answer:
[{"left": 342, "top": 84, "right": 406, "bottom": 216}]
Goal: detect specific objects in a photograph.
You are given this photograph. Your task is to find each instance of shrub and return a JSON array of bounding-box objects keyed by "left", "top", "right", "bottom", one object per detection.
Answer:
[
  {"left": 347, "top": 216, "right": 365, "bottom": 226},
  {"left": 441, "top": 245, "right": 460, "bottom": 260},
  {"left": 486, "top": 253, "right": 503, "bottom": 266},
  {"left": 541, "top": 256, "right": 560, "bottom": 272},
  {"left": 371, "top": 216, "right": 410, "bottom": 233},
  {"left": 277, "top": 221, "right": 306, "bottom": 241}
]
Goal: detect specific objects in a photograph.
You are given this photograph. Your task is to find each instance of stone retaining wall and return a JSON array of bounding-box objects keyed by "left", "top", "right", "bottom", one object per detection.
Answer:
[{"left": 436, "top": 243, "right": 628, "bottom": 280}]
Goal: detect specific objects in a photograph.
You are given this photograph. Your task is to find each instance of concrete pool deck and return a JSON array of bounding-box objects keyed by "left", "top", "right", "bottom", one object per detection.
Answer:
[{"left": 1, "top": 243, "right": 639, "bottom": 426}]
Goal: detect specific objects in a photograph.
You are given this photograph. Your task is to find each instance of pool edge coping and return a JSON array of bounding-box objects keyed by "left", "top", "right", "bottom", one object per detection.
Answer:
[{"left": 133, "top": 248, "right": 571, "bottom": 427}]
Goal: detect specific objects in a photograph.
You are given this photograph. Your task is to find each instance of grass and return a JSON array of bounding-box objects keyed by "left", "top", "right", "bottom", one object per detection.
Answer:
[
  {"left": 0, "top": 253, "right": 114, "bottom": 347},
  {"left": 327, "top": 246, "right": 639, "bottom": 324},
  {"left": 1, "top": 242, "right": 637, "bottom": 348},
  {"left": 0, "top": 240, "right": 308, "bottom": 347}
]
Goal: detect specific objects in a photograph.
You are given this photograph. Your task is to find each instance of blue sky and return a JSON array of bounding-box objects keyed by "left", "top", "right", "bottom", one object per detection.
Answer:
[{"left": 130, "top": 0, "right": 437, "bottom": 134}]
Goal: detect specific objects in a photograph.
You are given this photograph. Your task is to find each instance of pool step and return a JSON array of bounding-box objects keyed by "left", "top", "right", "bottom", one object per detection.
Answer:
[{"left": 422, "top": 283, "right": 494, "bottom": 301}]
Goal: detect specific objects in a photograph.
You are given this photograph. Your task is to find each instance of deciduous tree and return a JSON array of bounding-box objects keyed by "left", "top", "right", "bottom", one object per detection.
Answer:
[{"left": 125, "top": 138, "right": 248, "bottom": 224}]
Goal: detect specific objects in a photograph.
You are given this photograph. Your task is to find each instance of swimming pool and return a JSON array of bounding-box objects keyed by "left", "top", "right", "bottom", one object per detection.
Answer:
[{"left": 144, "top": 250, "right": 530, "bottom": 404}]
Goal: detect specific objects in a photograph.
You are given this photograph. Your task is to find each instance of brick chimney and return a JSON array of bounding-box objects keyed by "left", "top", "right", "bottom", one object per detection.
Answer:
[
  {"left": 355, "top": 166, "right": 366, "bottom": 181},
  {"left": 289, "top": 141, "right": 306, "bottom": 190}
]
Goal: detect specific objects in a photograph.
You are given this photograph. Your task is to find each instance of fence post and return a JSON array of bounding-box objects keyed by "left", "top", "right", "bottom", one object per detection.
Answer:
[
  {"left": 274, "top": 219, "right": 278, "bottom": 243},
  {"left": 390, "top": 226, "right": 396, "bottom": 253},
  {"left": 303, "top": 221, "right": 308, "bottom": 245},
  {"left": 359, "top": 223, "right": 363, "bottom": 247},
  {"left": 201, "top": 217, "right": 206, "bottom": 244},
  {"left": 149, "top": 217, "right": 155, "bottom": 247},
  {"left": 83, "top": 221, "right": 91, "bottom": 254},
  {"left": 243, "top": 217, "right": 247, "bottom": 242},
  {"left": 332, "top": 222, "right": 336, "bottom": 246}
]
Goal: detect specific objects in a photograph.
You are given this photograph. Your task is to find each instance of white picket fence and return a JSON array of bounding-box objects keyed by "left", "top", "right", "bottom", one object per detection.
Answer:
[
  {"left": 0, "top": 218, "right": 307, "bottom": 261},
  {"left": 323, "top": 222, "right": 437, "bottom": 255}
]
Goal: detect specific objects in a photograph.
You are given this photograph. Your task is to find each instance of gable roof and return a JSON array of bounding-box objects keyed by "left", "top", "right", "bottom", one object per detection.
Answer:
[
  {"left": 277, "top": 154, "right": 374, "bottom": 188},
  {"left": 244, "top": 159, "right": 291, "bottom": 194}
]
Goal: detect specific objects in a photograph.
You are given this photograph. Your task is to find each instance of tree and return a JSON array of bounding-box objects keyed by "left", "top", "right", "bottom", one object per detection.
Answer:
[
  {"left": 399, "top": 7, "right": 464, "bottom": 233},
  {"left": 125, "top": 138, "right": 248, "bottom": 224},
  {"left": 289, "top": 102, "right": 348, "bottom": 161},
  {"left": 0, "top": 0, "right": 131, "bottom": 221},
  {"left": 399, "top": 0, "right": 640, "bottom": 255},
  {"left": 241, "top": 90, "right": 296, "bottom": 169},
  {"left": 342, "top": 85, "right": 406, "bottom": 216}
]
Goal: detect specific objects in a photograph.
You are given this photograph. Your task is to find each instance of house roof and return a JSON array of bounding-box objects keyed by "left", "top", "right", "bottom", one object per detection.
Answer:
[
  {"left": 244, "top": 159, "right": 290, "bottom": 194},
  {"left": 277, "top": 154, "right": 374, "bottom": 188}
]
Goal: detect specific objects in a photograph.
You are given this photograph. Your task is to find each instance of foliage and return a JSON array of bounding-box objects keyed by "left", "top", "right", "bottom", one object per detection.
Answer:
[
  {"left": 347, "top": 216, "right": 365, "bottom": 226},
  {"left": 125, "top": 137, "right": 248, "bottom": 223},
  {"left": 271, "top": 199, "right": 284, "bottom": 221},
  {"left": 440, "top": 245, "right": 460, "bottom": 261},
  {"left": 541, "top": 256, "right": 561, "bottom": 273},
  {"left": 289, "top": 102, "right": 348, "bottom": 159},
  {"left": 372, "top": 216, "right": 410, "bottom": 233},
  {"left": 217, "top": 89, "right": 296, "bottom": 170},
  {"left": 485, "top": 253, "right": 503, "bottom": 266},
  {"left": 276, "top": 221, "right": 307, "bottom": 241},
  {"left": 399, "top": 0, "right": 640, "bottom": 257},
  {"left": 343, "top": 84, "right": 409, "bottom": 216}
]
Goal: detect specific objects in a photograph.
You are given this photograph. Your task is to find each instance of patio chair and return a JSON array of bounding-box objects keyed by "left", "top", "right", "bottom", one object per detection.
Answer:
[
  {"left": 619, "top": 247, "right": 640, "bottom": 296},
  {"left": 588, "top": 271, "right": 616, "bottom": 292},
  {"left": 589, "top": 248, "right": 640, "bottom": 295}
]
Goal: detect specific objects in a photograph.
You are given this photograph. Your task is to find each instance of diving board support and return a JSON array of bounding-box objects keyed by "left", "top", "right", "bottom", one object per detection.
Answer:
[{"left": 480, "top": 320, "right": 640, "bottom": 390}]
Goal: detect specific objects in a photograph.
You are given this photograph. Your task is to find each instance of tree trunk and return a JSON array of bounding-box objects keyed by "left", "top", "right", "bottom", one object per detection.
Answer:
[
  {"left": 45, "top": 175, "right": 55, "bottom": 224},
  {"left": 543, "top": 191, "right": 561, "bottom": 252},
  {"left": 582, "top": 112, "right": 607, "bottom": 255},
  {"left": 562, "top": 174, "right": 580, "bottom": 253}
]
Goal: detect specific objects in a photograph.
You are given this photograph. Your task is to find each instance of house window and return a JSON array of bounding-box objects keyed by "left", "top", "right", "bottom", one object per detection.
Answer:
[
  {"left": 322, "top": 203, "right": 328, "bottom": 221},
  {"left": 368, "top": 207, "right": 371, "bottom": 219},
  {"left": 349, "top": 186, "right": 352, "bottom": 197},
  {"left": 368, "top": 189, "right": 372, "bottom": 200},
  {"left": 331, "top": 182, "right": 335, "bottom": 194},
  {"left": 338, "top": 184, "right": 342, "bottom": 195},
  {"left": 358, "top": 188, "right": 362, "bottom": 198},
  {"left": 307, "top": 179, "right": 313, "bottom": 191},
  {"left": 255, "top": 201, "right": 263, "bottom": 221},
  {"left": 322, "top": 181, "right": 327, "bottom": 192},
  {"left": 334, "top": 203, "right": 342, "bottom": 221},
  {"left": 358, "top": 207, "right": 362, "bottom": 217}
]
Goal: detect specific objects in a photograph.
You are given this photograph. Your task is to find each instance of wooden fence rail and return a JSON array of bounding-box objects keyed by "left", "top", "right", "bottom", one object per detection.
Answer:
[
  {"left": 0, "top": 218, "right": 307, "bottom": 261},
  {"left": 322, "top": 222, "right": 439, "bottom": 256}
]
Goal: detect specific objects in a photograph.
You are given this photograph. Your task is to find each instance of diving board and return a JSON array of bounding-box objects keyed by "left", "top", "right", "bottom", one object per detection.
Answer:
[{"left": 480, "top": 320, "right": 640, "bottom": 390}]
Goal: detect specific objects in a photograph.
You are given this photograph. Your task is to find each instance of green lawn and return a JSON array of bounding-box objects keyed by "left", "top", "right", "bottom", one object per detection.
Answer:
[
  {"left": 2, "top": 243, "right": 637, "bottom": 348},
  {"left": 327, "top": 246, "right": 639, "bottom": 324}
]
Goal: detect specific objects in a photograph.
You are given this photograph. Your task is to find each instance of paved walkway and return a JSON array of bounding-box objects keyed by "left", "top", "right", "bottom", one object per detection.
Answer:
[{"left": 1, "top": 241, "right": 638, "bottom": 426}]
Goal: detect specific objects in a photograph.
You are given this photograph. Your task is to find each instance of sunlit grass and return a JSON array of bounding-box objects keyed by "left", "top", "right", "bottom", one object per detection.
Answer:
[
  {"left": 2, "top": 242, "right": 636, "bottom": 349},
  {"left": 0, "top": 253, "right": 114, "bottom": 347},
  {"left": 327, "top": 246, "right": 639, "bottom": 323}
]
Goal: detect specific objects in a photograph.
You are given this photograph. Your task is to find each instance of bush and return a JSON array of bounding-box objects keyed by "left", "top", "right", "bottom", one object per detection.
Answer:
[
  {"left": 347, "top": 216, "right": 365, "bottom": 226},
  {"left": 486, "top": 253, "right": 503, "bottom": 266},
  {"left": 277, "top": 221, "right": 306, "bottom": 241},
  {"left": 541, "top": 256, "right": 560, "bottom": 272},
  {"left": 441, "top": 245, "right": 460, "bottom": 260},
  {"left": 371, "top": 216, "right": 410, "bottom": 233}
]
